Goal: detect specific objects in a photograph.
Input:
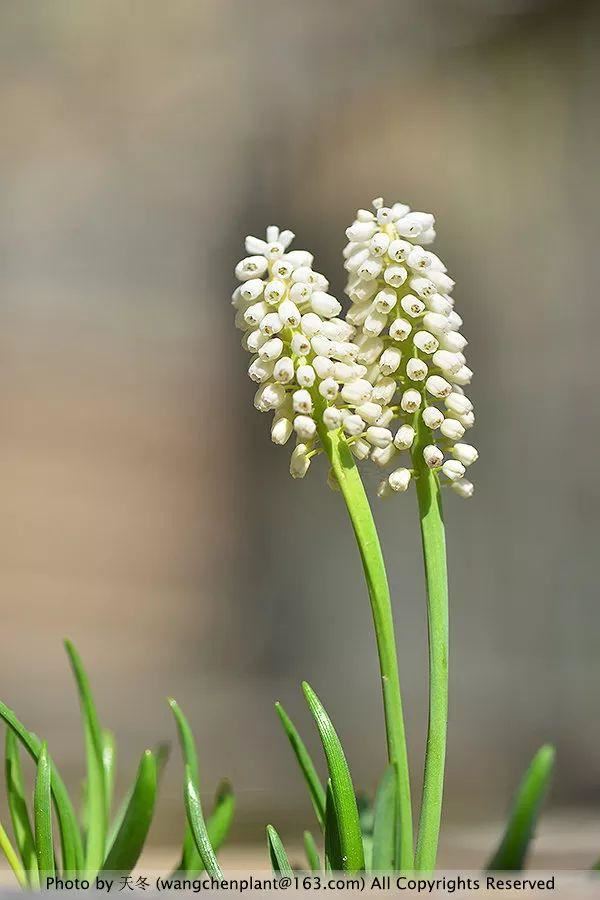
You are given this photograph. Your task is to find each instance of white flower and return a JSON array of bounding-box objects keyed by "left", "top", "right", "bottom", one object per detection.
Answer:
[
  {"left": 344, "top": 198, "right": 476, "bottom": 497},
  {"left": 388, "top": 468, "right": 412, "bottom": 492},
  {"left": 235, "top": 228, "right": 382, "bottom": 481},
  {"left": 451, "top": 478, "right": 474, "bottom": 498}
]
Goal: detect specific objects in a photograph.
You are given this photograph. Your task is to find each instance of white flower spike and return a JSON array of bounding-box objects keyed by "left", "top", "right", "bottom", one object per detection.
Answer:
[
  {"left": 344, "top": 198, "right": 477, "bottom": 497},
  {"left": 234, "top": 227, "right": 380, "bottom": 478}
]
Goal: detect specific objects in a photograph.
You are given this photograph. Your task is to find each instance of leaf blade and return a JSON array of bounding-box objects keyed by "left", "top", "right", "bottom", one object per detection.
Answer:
[
  {"left": 302, "top": 683, "right": 364, "bottom": 872},
  {"left": 65, "top": 640, "right": 107, "bottom": 875},
  {"left": 275, "top": 702, "right": 326, "bottom": 830},
  {"left": 102, "top": 750, "right": 157, "bottom": 874},
  {"left": 0, "top": 820, "right": 27, "bottom": 888},
  {"left": 5, "top": 729, "right": 38, "bottom": 884},
  {"left": 266, "top": 824, "right": 293, "bottom": 876},
  {"left": 487, "top": 745, "right": 555, "bottom": 871},
  {"left": 371, "top": 765, "right": 397, "bottom": 872},
  {"left": 207, "top": 781, "right": 235, "bottom": 852},
  {"left": 0, "top": 700, "right": 83, "bottom": 872},
  {"left": 303, "top": 830, "right": 320, "bottom": 872},
  {"left": 184, "top": 766, "right": 223, "bottom": 880},
  {"left": 34, "top": 743, "right": 55, "bottom": 880}
]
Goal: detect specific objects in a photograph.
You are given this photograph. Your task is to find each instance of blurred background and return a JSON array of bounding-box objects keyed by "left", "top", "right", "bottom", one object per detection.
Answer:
[{"left": 0, "top": 0, "right": 599, "bottom": 867}]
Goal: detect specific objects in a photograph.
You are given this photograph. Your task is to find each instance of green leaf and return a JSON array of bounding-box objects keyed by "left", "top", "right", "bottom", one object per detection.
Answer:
[
  {"left": 34, "top": 743, "right": 55, "bottom": 879},
  {"left": 487, "top": 745, "right": 555, "bottom": 871},
  {"left": 371, "top": 765, "right": 397, "bottom": 872},
  {"left": 168, "top": 699, "right": 202, "bottom": 873},
  {"left": 302, "top": 683, "right": 364, "bottom": 872},
  {"left": 106, "top": 741, "right": 169, "bottom": 854},
  {"left": 303, "top": 831, "right": 320, "bottom": 872},
  {"left": 5, "top": 729, "right": 38, "bottom": 884},
  {"left": 102, "top": 731, "right": 117, "bottom": 820},
  {"left": 207, "top": 781, "right": 235, "bottom": 851},
  {"left": 102, "top": 750, "right": 157, "bottom": 874},
  {"left": 0, "top": 700, "right": 83, "bottom": 872},
  {"left": 266, "top": 825, "right": 293, "bottom": 876},
  {"left": 184, "top": 765, "right": 223, "bottom": 880},
  {"left": 324, "top": 780, "right": 342, "bottom": 871},
  {"left": 65, "top": 640, "right": 107, "bottom": 875},
  {"left": 0, "top": 820, "right": 27, "bottom": 888},
  {"left": 275, "top": 702, "right": 326, "bottom": 830}
]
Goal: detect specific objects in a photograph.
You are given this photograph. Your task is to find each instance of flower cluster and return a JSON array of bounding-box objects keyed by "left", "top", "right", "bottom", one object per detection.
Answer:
[
  {"left": 343, "top": 198, "right": 477, "bottom": 498},
  {"left": 233, "top": 227, "right": 388, "bottom": 479}
]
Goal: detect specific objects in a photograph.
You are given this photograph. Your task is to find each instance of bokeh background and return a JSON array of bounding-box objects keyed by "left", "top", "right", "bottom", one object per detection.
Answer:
[{"left": 0, "top": 0, "right": 599, "bottom": 866}]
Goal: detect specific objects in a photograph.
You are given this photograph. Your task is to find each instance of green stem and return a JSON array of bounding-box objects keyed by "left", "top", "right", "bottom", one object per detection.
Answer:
[
  {"left": 412, "top": 421, "right": 449, "bottom": 872},
  {"left": 0, "top": 821, "right": 27, "bottom": 888},
  {"left": 318, "top": 420, "right": 414, "bottom": 870}
]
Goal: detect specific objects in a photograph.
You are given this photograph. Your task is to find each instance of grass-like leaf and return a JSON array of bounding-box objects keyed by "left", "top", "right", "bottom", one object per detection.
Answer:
[
  {"left": 302, "top": 683, "right": 364, "bottom": 872},
  {"left": 303, "top": 831, "right": 320, "bottom": 872},
  {"left": 5, "top": 729, "right": 38, "bottom": 885},
  {"left": 184, "top": 765, "right": 223, "bottom": 880},
  {"left": 371, "top": 765, "right": 397, "bottom": 872},
  {"left": 169, "top": 699, "right": 202, "bottom": 873},
  {"left": 102, "top": 731, "right": 116, "bottom": 821},
  {"left": 102, "top": 750, "right": 157, "bottom": 874},
  {"left": 0, "top": 701, "right": 83, "bottom": 873},
  {"left": 324, "top": 780, "right": 343, "bottom": 871},
  {"left": 266, "top": 825, "right": 293, "bottom": 876},
  {"left": 65, "top": 640, "right": 107, "bottom": 875},
  {"left": 207, "top": 781, "right": 235, "bottom": 851},
  {"left": 34, "top": 743, "right": 55, "bottom": 880},
  {"left": 487, "top": 745, "right": 555, "bottom": 871},
  {"left": 0, "top": 820, "right": 27, "bottom": 888},
  {"left": 275, "top": 702, "right": 326, "bottom": 830},
  {"left": 106, "top": 741, "right": 169, "bottom": 855}
]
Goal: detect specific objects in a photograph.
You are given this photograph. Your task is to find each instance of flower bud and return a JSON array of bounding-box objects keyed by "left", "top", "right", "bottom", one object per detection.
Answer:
[
  {"left": 370, "top": 232, "right": 390, "bottom": 256},
  {"left": 444, "top": 392, "right": 473, "bottom": 415},
  {"left": 422, "top": 406, "right": 444, "bottom": 429},
  {"left": 244, "top": 300, "right": 269, "bottom": 327},
  {"left": 400, "top": 389, "right": 422, "bottom": 413},
  {"left": 356, "top": 402, "right": 383, "bottom": 425},
  {"left": 255, "top": 382, "right": 287, "bottom": 411},
  {"left": 264, "top": 279, "right": 287, "bottom": 305},
  {"left": 388, "top": 239, "right": 412, "bottom": 262},
  {"left": 372, "top": 377, "right": 396, "bottom": 405},
  {"left": 290, "top": 444, "right": 311, "bottom": 478},
  {"left": 260, "top": 312, "right": 284, "bottom": 336},
  {"left": 278, "top": 299, "right": 301, "bottom": 327},
  {"left": 343, "top": 414, "right": 366, "bottom": 437},
  {"left": 425, "top": 293, "right": 452, "bottom": 316},
  {"left": 290, "top": 281, "right": 312, "bottom": 304},
  {"left": 384, "top": 265, "right": 408, "bottom": 288},
  {"left": 300, "top": 313, "right": 322, "bottom": 337},
  {"left": 291, "top": 333, "right": 311, "bottom": 356},
  {"left": 351, "top": 437, "right": 372, "bottom": 460},
  {"left": 426, "top": 375, "right": 452, "bottom": 398},
  {"left": 400, "top": 295, "right": 426, "bottom": 318},
  {"left": 389, "top": 318, "right": 412, "bottom": 341},
  {"left": 357, "top": 336, "right": 384, "bottom": 364},
  {"left": 451, "top": 478, "right": 474, "bottom": 498},
  {"left": 296, "top": 364, "right": 316, "bottom": 387},
  {"left": 293, "top": 389, "right": 313, "bottom": 415},
  {"left": 311, "top": 291, "right": 342, "bottom": 318},
  {"left": 366, "top": 426, "right": 393, "bottom": 449},
  {"left": 440, "top": 418, "right": 465, "bottom": 440},
  {"left": 294, "top": 415, "right": 317, "bottom": 440},
  {"left": 318, "top": 377, "right": 340, "bottom": 401},
  {"left": 413, "top": 331, "right": 439, "bottom": 354},
  {"left": 380, "top": 347, "right": 403, "bottom": 375},
  {"left": 364, "top": 309, "right": 389, "bottom": 337},
  {"left": 432, "top": 350, "right": 462, "bottom": 375},
  {"left": 358, "top": 258, "right": 383, "bottom": 281},
  {"left": 313, "top": 355, "right": 335, "bottom": 379},
  {"left": 377, "top": 479, "right": 392, "bottom": 499},
  {"left": 323, "top": 407, "right": 342, "bottom": 430},
  {"left": 240, "top": 278, "right": 265, "bottom": 301},
  {"left": 259, "top": 337, "right": 284, "bottom": 361},
  {"left": 389, "top": 468, "right": 412, "bottom": 492},
  {"left": 422, "top": 312, "right": 451, "bottom": 335},
  {"left": 374, "top": 288, "right": 397, "bottom": 313},
  {"left": 341, "top": 379, "right": 372, "bottom": 405},
  {"left": 394, "top": 424, "right": 416, "bottom": 449},
  {"left": 452, "top": 443, "right": 478, "bottom": 466},
  {"left": 406, "top": 358, "right": 428, "bottom": 381},
  {"left": 273, "top": 356, "right": 294, "bottom": 384},
  {"left": 450, "top": 365, "right": 473, "bottom": 385},
  {"left": 235, "top": 255, "right": 269, "bottom": 281},
  {"left": 271, "top": 416, "right": 293, "bottom": 445},
  {"left": 442, "top": 460, "right": 466, "bottom": 481},
  {"left": 427, "top": 271, "right": 455, "bottom": 293},
  {"left": 346, "top": 221, "right": 378, "bottom": 242},
  {"left": 245, "top": 329, "right": 266, "bottom": 353},
  {"left": 423, "top": 445, "right": 443, "bottom": 468},
  {"left": 310, "top": 334, "right": 332, "bottom": 357},
  {"left": 440, "top": 331, "right": 468, "bottom": 353},
  {"left": 371, "top": 444, "right": 396, "bottom": 467},
  {"left": 248, "top": 358, "right": 274, "bottom": 383}
]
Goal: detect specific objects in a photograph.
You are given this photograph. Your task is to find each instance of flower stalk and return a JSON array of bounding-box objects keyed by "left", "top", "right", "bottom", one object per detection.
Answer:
[
  {"left": 412, "top": 413, "right": 448, "bottom": 871},
  {"left": 317, "top": 404, "right": 414, "bottom": 870}
]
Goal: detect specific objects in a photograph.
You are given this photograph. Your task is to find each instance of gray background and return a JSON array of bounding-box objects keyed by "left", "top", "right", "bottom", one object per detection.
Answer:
[{"left": 0, "top": 0, "right": 598, "bottom": 857}]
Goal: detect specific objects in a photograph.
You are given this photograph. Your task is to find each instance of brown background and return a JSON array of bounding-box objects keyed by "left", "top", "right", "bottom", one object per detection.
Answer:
[{"left": 0, "top": 0, "right": 598, "bottom": 861}]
